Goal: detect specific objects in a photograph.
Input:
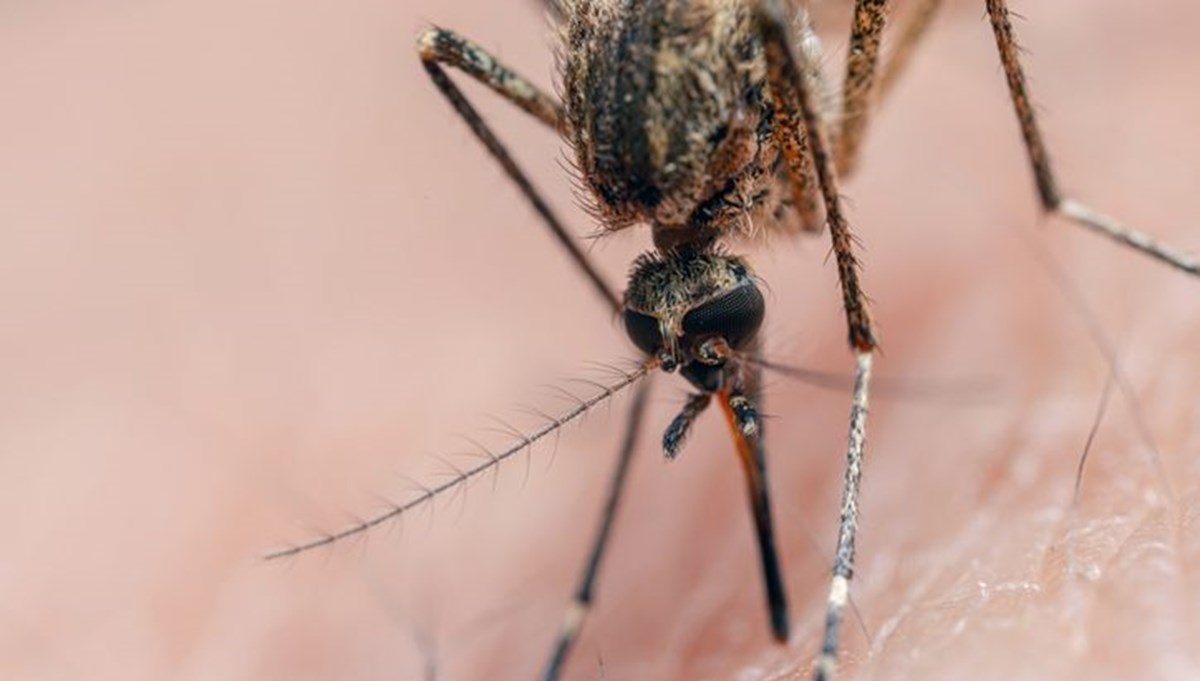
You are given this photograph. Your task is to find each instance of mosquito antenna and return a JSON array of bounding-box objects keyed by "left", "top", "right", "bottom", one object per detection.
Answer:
[
  {"left": 483, "top": 413, "right": 536, "bottom": 450},
  {"left": 581, "top": 359, "right": 641, "bottom": 381},
  {"left": 542, "top": 382, "right": 592, "bottom": 410},
  {"left": 428, "top": 452, "right": 474, "bottom": 519},
  {"left": 514, "top": 400, "right": 568, "bottom": 475},
  {"left": 263, "top": 359, "right": 655, "bottom": 561},
  {"left": 563, "top": 376, "right": 621, "bottom": 417},
  {"left": 454, "top": 434, "right": 505, "bottom": 490},
  {"left": 536, "top": 382, "right": 595, "bottom": 470},
  {"left": 746, "top": 354, "right": 999, "bottom": 404},
  {"left": 365, "top": 490, "right": 407, "bottom": 542},
  {"left": 480, "top": 414, "right": 537, "bottom": 488}
]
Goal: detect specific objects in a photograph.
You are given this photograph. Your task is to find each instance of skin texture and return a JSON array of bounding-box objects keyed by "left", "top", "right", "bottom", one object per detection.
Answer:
[{"left": 1, "top": 1, "right": 1198, "bottom": 680}]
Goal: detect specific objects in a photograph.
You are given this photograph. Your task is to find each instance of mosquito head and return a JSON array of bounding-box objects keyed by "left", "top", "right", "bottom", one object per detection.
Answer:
[{"left": 623, "top": 250, "right": 764, "bottom": 391}]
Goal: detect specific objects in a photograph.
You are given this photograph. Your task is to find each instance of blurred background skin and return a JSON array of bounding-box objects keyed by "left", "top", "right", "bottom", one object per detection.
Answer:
[{"left": 1, "top": 1, "right": 1198, "bottom": 680}]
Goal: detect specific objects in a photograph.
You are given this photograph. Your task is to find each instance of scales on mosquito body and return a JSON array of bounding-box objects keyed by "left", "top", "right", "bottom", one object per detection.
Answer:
[{"left": 269, "top": 1, "right": 1199, "bottom": 680}]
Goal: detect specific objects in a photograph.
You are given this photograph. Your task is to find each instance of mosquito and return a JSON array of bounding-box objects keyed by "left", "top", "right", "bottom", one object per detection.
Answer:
[{"left": 268, "top": 1, "right": 1198, "bottom": 679}]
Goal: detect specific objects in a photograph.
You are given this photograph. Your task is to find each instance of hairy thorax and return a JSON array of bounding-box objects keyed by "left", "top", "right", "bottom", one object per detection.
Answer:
[{"left": 559, "top": 0, "right": 792, "bottom": 251}]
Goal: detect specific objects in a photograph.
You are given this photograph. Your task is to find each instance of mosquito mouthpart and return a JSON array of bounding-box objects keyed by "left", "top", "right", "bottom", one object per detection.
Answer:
[
  {"left": 662, "top": 392, "right": 712, "bottom": 460},
  {"left": 728, "top": 394, "right": 761, "bottom": 439}
]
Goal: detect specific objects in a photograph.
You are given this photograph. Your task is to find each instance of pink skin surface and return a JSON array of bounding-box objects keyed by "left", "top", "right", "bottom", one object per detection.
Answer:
[{"left": 1, "top": 1, "right": 1198, "bottom": 680}]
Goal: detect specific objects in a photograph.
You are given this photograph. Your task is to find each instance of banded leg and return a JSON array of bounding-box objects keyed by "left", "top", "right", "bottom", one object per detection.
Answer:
[
  {"left": 984, "top": 0, "right": 1199, "bottom": 276},
  {"left": 539, "top": 378, "right": 651, "bottom": 681},
  {"left": 815, "top": 351, "right": 873, "bottom": 681},
  {"left": 756, "top": 3, "right": 878, "bottom": 680},
  {"left": 416, "top": 29, "right": 623, "bottom": 311}
]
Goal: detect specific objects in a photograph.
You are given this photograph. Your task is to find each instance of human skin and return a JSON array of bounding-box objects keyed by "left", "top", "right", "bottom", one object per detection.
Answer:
[{"left": 0, "top": 1, "right": 1197, "bottom": 680}]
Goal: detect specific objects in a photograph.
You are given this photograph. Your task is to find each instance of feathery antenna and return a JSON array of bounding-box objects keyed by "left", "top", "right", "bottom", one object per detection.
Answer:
[{"left": 264, "top": 359, "right": 655, "bottom": 561}]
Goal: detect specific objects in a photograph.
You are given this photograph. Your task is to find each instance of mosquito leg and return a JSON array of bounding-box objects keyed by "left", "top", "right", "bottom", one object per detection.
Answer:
[
  {"left": 755, "top": 3, "right": 878, "bottom": 679},
  {"left": 540, "top": 378, "right": 652, "bottom": 681},
  {"left": 417, "top": 29, "right": 623, "bottom": 311},
  {"left": 720, "top": 359, "right": 791, "bottom": 641},
  {"left": 984, "top": 0, "right": 1199, "bottom": 276},
  {"left": 834, "top": 0, "right": 890, "bottom": 177},
  {"left": 774, "top": 5, "right": 829, "bottom": 233},
  {"left": 781, "top": 0, "right": 941, "bottom": 219},
  {"left": 757, "top": 1, "right": 877, "bottom": 352},
  {"left": 807, "top": 0, "right": 946, "bottom": 179},
  {"left": 815, "top": 350, "right": 873, "bottom": 681}
]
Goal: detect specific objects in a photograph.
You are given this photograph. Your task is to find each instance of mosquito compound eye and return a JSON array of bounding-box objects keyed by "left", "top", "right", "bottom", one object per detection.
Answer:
[
  {"left": 681, "top": 280, "right": 765, "bottom": 351},
  {"left": 623, "top": 309, "right": 664, "bottom": 356}
]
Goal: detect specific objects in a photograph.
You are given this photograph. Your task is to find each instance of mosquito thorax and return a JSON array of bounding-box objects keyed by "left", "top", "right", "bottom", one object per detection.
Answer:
[
  {"left": 623, "top": 250, "right": 765, "bottom": 390},
  {"left": 560, "top": 1, "right": 776, "bottom": 242}
]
